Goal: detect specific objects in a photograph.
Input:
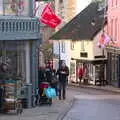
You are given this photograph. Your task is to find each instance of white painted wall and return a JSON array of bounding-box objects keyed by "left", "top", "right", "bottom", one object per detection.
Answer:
[{"left": 60, "top": 40, "right": 71, "bottom": 68}]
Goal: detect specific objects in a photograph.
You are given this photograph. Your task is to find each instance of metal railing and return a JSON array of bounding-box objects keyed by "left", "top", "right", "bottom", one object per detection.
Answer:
[{"left": 0, "top": 16, "right": 40, "bottom": 40}]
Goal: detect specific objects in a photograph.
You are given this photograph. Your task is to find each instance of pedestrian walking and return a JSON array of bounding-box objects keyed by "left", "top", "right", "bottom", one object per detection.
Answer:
[
  {"left": 45, "top": 63, "right": 53, "bottom": 84},
  {"left": 78, "top": 66, "right": 85, "bottom": 85},
  {"left": 38, "top": 66, "right": 46, "bottom": 83},
  {"left": 83, "top": 64, "right": 89, "bottom": 85},
  {"left": 56, "top": 62, "right": 69, "bottom": 100}
]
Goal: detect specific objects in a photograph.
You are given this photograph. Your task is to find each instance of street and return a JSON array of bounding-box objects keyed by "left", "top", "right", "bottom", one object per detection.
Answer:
[
  {"left": 1, "top": 86, "right": 120, "bottom": 120},
  {"left": 63, "top": 87, "right": 120, "bottom": 120}
]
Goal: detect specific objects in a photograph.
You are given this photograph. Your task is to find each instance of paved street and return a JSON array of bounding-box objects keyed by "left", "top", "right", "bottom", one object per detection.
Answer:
[
  {"left": 63, "top": 87, "right": 120, "bottom": 120},
  {"left": 0, "top": 86, "right": 120, "bottom": 120}
]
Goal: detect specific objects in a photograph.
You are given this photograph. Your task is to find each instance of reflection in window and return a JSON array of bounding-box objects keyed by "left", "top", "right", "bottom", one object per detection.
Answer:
[
  {"left": 61, "top": 41, "right": 65, "bottom": 53},
  {"left": 0, "top": 41, "right": 26, "bottom": 78},
  {"left": 0, "top": 0, "right": 26, "bottom": 16}
]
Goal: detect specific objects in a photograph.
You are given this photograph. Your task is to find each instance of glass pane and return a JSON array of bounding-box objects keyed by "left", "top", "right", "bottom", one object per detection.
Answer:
[
  {"left": 4, "top": 3, "right": 17, "bottom": 15},
  {"left": 0, "top": 0, "right": 3, "bottom": 15}
]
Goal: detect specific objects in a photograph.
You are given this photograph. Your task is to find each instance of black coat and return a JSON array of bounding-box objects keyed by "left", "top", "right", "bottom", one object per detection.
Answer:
[
  {"left": 56, "top": 66, "right": 69, "bottom": 83},
  {"left": 38, "top": 69, "right": 46, "bottom": 83},
  {"left": 45, "top": 67, "right": 53, "bottom": 83}
]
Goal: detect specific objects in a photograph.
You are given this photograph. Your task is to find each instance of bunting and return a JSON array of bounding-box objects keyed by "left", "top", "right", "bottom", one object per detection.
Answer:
[{"left": 97, "top": 32, "right": 110, "bottom": 48}]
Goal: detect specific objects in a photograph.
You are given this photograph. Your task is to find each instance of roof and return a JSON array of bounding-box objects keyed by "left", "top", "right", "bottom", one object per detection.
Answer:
[{"left": 50, "top": 2, "right": 105, "bottom": 40}]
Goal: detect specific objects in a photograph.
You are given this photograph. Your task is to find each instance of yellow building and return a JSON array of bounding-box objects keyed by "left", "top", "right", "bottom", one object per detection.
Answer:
[
  {"left": 52, "top": 1, "right": 107, "bottom": 85},
  {"left": 53, "top": 0, "right": 93, "bottom": 83},
  {"left": 53, "top": 0, "right": 78, "bottom": 72}
]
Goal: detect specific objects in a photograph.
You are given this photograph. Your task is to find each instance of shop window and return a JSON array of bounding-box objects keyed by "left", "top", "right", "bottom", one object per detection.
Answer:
[{"left": 0, "top": 41, "right": 26, "bottom": 78}]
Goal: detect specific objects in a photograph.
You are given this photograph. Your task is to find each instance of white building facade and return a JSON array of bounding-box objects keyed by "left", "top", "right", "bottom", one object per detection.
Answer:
[{"left": 53, "top": 0, "right": 92, "bottom": 82}]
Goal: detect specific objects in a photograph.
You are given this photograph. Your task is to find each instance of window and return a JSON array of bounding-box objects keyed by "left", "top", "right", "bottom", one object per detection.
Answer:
[
  {"left": 111, "top": 19, "right": 113, "bottom": 37},
  {"left": 115, "top": 19, "right": 118, "bottom": 41},
  {"left": 111, "top": 0, "right": 113, "bottom": 7},
  {"left": 80, "top": 52, "right": 88, "bottom": 57},
  {"left": 0, "top": 0, "right": 27, "bottom": 16},
  {"left": 81, "top": 41, "right": 85, "bottom": 51},
  {"left": 59, "top": 0, "right": 63, "bottom": 4},
  {"left": 115, "top": 0, "right": 118, "bottom": 6},
  {"left": 61, "top": 41, "right": 65, "bottom": 53},
  {"left": 0, "top": 41, "right": 26, "bottom": 77},
  {"left": 71, "top": 41, "right": 75, "bottom": 50}
]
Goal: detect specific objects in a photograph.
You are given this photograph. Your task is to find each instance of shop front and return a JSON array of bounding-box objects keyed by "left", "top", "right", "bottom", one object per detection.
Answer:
[
  {"left": 0, "top": 17, "right": 40, "bottom": 109},
  {"left": 107, "top": 47, "right": 120, "bottom": 87},
  {"left": 76, "top": 59, "right": 107, "bottom": 85}
]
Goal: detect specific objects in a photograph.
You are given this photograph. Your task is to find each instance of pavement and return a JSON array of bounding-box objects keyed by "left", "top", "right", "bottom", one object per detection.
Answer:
[
  {"left": 0, "top": 85, "right": 120, "bottom": 120},
  {"left": 0, "top": 88, "right": 76, "bottom": 120},
  {"left": 69, "top": 83, "right": 120, "bottom": 93}
]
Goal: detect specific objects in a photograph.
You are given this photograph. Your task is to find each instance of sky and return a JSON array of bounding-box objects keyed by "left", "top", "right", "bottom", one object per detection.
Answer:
[{"left": 77, "top": 0, "right": 92, "bottom": 13}]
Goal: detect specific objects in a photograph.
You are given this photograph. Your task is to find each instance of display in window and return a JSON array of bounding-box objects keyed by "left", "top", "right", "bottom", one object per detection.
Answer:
[{"left": 2, "top": 0, "right": 27, "bottom": 16}]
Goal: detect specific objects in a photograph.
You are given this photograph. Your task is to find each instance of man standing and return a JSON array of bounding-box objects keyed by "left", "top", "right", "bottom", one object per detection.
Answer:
[{"left": 56, "top": 62, "right": 69, "bottom": 100}]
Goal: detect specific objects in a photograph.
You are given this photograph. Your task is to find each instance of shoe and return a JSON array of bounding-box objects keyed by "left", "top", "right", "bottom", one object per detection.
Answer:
[
  {"left": 59, "top": 96, "right": 61, "bottom": 100},
  {"left": 63, "top": 97, "right": 66, "bottom": 100}
]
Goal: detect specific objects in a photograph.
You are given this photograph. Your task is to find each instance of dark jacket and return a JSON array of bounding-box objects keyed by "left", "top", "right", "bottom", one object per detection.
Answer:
[
  {"left": 56, "top": 66, "right": 69, "bottom": 83},
  {"left": 38, "top": 68, "right": 46, "bottom": 83},
  {"left": 45, "top": 67, "right": 53, "bottom": 83}
]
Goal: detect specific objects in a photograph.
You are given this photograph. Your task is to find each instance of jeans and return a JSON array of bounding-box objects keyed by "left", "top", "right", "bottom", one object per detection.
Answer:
[{"left": 59, "top": 82, "right": 66, "bottom": 100}]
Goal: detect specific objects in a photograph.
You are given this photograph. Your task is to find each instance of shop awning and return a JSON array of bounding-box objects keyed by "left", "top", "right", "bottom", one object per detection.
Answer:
[{"left": 50, "top": 2, "right": 105, "bottom": 40}]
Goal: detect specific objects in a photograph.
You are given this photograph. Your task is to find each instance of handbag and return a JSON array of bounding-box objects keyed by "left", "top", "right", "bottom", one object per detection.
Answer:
[{"left": 44, "top": 87, "right": 56, "bottom": 98}]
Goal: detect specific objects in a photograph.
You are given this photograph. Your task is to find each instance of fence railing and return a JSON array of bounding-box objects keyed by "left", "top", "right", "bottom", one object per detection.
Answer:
[{"left": 0, "top": 16, "right": 40, "bottom": 40}]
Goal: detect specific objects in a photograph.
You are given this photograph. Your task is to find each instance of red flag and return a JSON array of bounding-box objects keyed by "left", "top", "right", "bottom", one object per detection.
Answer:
[{"left": 40, "top": 4, "right": 61, "bottom": 28}]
